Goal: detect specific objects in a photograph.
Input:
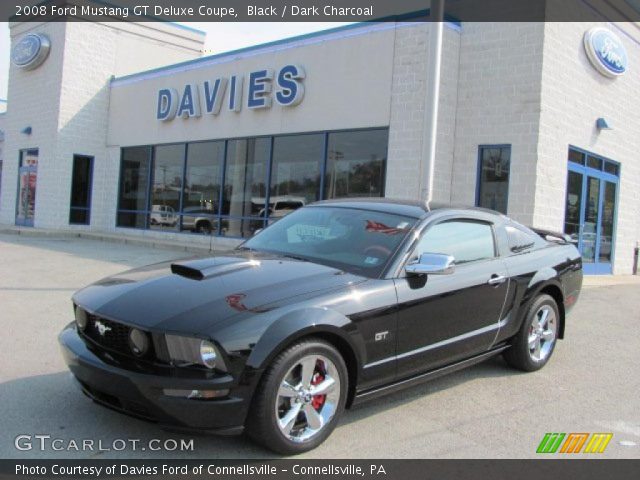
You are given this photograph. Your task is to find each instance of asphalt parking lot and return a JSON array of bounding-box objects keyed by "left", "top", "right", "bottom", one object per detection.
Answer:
[{"left": 0, "top": 233, "right": 638, "bottom": 459}]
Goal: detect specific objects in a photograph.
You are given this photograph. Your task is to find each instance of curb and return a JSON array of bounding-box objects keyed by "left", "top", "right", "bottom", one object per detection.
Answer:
[{"left": 0, "top": 227, "right": 235, "bottom": 255}]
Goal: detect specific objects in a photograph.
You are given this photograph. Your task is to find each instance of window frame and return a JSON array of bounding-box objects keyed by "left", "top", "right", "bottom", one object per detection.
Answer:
[
  {"left": 568, "top": 145, "right": 620, "bottom": 178},
  {"left": 401, "top": 215, "right": 502, "bottom": 275},
  {"left": 68, "top": 154, "right": 94, "bottom": 225},
  {"left": 476, "top": 144, "right": 512, "bottom": 214}
]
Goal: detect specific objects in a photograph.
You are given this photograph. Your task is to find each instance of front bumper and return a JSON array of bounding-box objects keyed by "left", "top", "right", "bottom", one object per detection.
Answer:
[{"left": 58, "top": 323, "right": 252, "bottom": 435}]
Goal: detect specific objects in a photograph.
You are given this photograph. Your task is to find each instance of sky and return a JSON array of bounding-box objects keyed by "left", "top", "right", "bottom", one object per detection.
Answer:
[{"left": 0, "top": 22, "right": 351, "bottom": 106}]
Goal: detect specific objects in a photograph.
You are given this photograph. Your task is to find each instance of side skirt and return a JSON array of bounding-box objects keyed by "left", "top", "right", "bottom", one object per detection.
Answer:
[{"left": 351, "top": 344, "right": 509, "bottom": 406}]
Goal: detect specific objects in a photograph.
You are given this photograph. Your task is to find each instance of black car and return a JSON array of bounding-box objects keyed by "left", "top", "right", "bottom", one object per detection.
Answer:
[{"left": 59, "top": 199, "right": 583, "bottom": 454}]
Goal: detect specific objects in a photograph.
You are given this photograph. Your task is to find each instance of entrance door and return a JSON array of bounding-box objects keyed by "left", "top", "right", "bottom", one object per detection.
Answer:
[
  {"left": 16, "top": 149, "right": 38, "bottom": 227},
  {"left": 564, "top": 148, "right": 619, "bottom": 275}
]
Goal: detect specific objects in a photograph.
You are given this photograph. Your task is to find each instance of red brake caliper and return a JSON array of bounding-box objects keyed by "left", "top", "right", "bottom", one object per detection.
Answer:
[{"left": 311, "top": 361, "right": 326, "bottom": 411}]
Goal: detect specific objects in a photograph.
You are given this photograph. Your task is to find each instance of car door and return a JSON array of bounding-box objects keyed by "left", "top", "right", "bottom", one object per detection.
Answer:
[{"left": 393, "top": 217, "right": 509, "bottom": 378}]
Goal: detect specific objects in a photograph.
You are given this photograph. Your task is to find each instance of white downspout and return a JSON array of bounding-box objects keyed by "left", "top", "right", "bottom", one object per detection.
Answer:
[{"left": 422, "top": 0, "right": 444, "bottom": 209}]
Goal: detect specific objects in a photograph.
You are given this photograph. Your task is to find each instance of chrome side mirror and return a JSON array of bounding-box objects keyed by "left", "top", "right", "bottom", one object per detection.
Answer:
[{"left": 405, "top": 253, "right": 455, "bottom": 276}]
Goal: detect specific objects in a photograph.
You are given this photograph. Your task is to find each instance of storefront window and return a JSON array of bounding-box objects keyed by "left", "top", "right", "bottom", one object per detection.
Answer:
[
  {"left": 270, "top": 134, "right": 323, "bottom": 216},
  {"left": 325, "top": 129, "right": 387, "bottom": 199},
  {"left": 69, "top": 155, "right": 93, "bottom": 225},
  {"left": 181, "top": 141, "right": 224, "bottom": 235},
  {"left": 115, "top": 128, "right": 388, "bottom": 236},
  {"left": 222, "top": 138, "right": 270, "bottom": 237},
  {"left": 149, "top": 144, "right": 184, "bottom": 231},
  {"left": 476, "top": 145, "right": 511, "bottom": 214},
  {"left": 117, "top": 146, "right": 150, "bottom": 228}
]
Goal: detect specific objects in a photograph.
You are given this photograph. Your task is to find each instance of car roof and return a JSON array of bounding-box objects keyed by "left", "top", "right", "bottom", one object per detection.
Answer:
[{"left": 310, "top": 198, "right": 501, "bottom": 219}]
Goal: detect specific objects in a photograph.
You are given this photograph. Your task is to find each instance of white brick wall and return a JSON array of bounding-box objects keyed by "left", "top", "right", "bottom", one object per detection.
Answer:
[
  {"left": 450, "top": 22, "right": 545, "bottom": 225},
  {"left": 386, "top": 23, "right": 460, "bottom": 203},
  {"left": 537, "top": 21, "right": 640, "bottom": 273},
  {"left": 0, "top": 21, "right": 68, "bottom": 226},
  {"left": 0, "top": 21, "right": 203, "bottom": 230}
]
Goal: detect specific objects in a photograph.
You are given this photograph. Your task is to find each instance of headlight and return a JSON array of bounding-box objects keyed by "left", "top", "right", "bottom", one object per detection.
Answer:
[
  {"left": 199, "top": 340, "right": 217, "bottom": 369},
  {"left": 165, "top": 334, "right": 227, "bottom": 371},
  {"left": 75, "top": 306, "right": 88, "bottom": 330},
  {"left": 129, "top": 328, "right": 150, "bottom": 356}
]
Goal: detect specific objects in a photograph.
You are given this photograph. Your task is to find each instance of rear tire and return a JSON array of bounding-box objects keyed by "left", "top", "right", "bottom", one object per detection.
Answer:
[
  {"left": 246, "top": 338, "right": 348, "bottom": 455},
  {"left": 196, "top": 221, "right": 212, "bottom": 235},
  {"left": 503, "top": 294, "right": 560, "bottom": 372}
]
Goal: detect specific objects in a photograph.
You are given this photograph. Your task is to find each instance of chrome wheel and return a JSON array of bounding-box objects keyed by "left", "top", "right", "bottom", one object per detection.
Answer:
[
  {"left": 275, "top": 354, "right": 341, "bottom": 443},
  {"left": 528, "top": 305, "right": 557, "bottom": 362}
]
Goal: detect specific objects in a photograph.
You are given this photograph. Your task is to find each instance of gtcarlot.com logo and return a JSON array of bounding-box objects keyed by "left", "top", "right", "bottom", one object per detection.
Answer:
[
  {"left": 537, "top": 432, "right": 613, "bottom": 454},
  {"left": 15, "top": 435, "right": 194, "bottom": 452}
]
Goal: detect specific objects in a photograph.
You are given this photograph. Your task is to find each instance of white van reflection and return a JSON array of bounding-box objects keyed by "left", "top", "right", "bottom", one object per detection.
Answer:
[
  {"left": 255, "top": 196, "right": 306, "bottom": 220},
  {"left": 150, "top": 205, "right": 177, "bottom": 227}
]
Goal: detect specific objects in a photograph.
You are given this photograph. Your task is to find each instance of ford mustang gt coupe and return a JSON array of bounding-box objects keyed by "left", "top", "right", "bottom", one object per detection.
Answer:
[{"left": 60, "top": 199, "right": 582, "bottom": 454}]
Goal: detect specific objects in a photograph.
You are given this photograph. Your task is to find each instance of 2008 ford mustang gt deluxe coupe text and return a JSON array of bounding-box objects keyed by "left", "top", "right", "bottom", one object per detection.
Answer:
[{"left": 60, "top": 199, "right": 582, "bottom": 454}]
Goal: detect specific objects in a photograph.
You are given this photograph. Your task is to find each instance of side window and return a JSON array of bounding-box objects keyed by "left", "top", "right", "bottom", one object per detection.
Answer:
[
  {"left": 414, "top": 220, "right": 495, "bottom": 265},
  {"left": 505, "top": 225, "right": 537, "bottom": 253}
]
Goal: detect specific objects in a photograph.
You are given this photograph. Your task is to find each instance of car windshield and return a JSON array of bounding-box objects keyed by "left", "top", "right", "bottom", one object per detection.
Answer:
[{"left": 241, "top": 206, "right": 418, "bottom": 277}]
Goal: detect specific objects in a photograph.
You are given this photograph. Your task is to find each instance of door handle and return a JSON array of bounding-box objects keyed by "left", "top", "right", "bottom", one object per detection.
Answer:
[{"left": 488, "top": 274, "right": 507, "bottom": 286}]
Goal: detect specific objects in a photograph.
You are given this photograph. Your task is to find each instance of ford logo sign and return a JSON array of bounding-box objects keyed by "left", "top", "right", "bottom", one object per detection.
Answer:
[
  {"left": 584, "top": 27, "right": 628, "bottom": 78},
  {"left": 11, "top": 33, "right": 51, "bottom": 71}
]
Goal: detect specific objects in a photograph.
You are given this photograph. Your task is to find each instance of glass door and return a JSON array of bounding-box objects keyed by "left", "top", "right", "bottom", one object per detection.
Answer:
[
  {"left": 564, "top": 148, "right": 619, "bottom": 275},
  {"left": 16, "top": 149, "right": 38, "bottom": 227},
  {"left": 581, "top": 175, "right": 600, "bottom": 265},
  {"left": 598, "top": 181, "right": 617, "bottom": 268}
]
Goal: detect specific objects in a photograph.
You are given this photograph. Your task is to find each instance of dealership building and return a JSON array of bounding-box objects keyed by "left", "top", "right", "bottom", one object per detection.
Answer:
[{"left": 0, "top": 11, "right": 639, "bottom": 274}]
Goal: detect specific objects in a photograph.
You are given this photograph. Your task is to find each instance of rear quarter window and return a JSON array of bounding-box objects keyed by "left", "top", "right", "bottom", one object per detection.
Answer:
[{"left": 505, "top": 224, "right": 540, "bottom": 253}]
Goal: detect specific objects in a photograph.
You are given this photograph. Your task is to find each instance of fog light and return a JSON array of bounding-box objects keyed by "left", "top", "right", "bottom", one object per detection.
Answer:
[
  {"left": 129, "top": 328, "right": 149, "bottom": 356},
  {"left": 163, "top": 388, "right": 229, "bottom": 399},
  {"left": 75, "top": 307, "right": 88, "bottom": 331},
  {"left": 200, "top": 340, "right": 217, "bottom": 369}
]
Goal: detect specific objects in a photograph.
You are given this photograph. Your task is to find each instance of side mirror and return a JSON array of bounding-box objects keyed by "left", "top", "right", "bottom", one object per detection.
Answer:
[
  {"left": 253, "top": 228, "right": 263, "bottom": 236},
  {"left": 405, "top": 253, "right": 455, "bottom": 276}
]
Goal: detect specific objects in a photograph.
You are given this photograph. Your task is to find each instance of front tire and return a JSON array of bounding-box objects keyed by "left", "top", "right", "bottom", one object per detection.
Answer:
[
  {"left": 503, "top": 294, "right": 560, "bottom": 372},
  {"left": 246, "top": 339, "right": 348, "bottom": 454}
]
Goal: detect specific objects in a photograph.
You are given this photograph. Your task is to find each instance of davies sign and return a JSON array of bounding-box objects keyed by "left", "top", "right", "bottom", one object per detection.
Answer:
[
  {"left": 157, "top": 64, "right": 305, "bottom": 121},
  {"left": 583, "top": 27, "right": 628, "bottom": 78}
]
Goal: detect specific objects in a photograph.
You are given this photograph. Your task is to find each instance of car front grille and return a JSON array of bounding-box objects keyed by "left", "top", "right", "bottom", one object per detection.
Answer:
[{"left": 83, "top": 314, "right": 131, "bottom": 354}]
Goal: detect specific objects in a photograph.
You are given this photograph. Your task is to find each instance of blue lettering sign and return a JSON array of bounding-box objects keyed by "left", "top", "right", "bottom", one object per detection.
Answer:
[
  {"left": 156, "top": 65, "right": 305, "bottom": 121},
  {"left": 247, "top": 69, "right": 274, "bottom": 109},
  {"left": 177, "top": 84, "right": 201, "bottom": 118},
  {"left": 228, "top": 75, "right": 243, "bottom": 112},
  {"left": 157, "top": 88, "right": 178, "bottom": 121},
  {"left": 203, "top": 78, "right": 228, "bottom": 115},
  {"left": 276, "top": 65, "right": 306, "bottom": 106}
]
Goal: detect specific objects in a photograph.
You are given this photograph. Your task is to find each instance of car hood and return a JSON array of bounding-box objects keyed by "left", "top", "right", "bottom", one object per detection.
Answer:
[{"left": 73, "top": 251, "right": 365, "bottom": 334}]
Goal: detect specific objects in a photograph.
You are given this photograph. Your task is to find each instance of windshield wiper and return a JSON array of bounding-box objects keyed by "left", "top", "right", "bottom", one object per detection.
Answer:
[{"left": 279, "top": 253, "right": 310, "bottom": 262}]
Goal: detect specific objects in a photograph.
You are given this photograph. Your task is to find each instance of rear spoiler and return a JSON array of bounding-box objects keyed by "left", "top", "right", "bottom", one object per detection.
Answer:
[{"left": 531, "top": 228, "right": 577, "bottom": 245}]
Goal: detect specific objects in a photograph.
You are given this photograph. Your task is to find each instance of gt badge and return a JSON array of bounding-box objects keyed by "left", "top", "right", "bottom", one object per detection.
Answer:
[{"left": 374, "top": 331, "right": 389, "bottom": 342}]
